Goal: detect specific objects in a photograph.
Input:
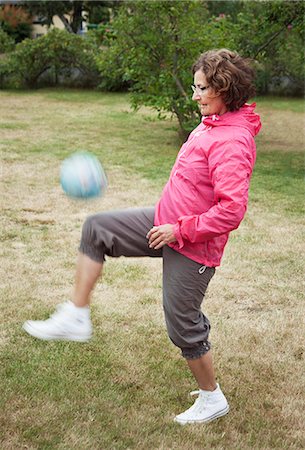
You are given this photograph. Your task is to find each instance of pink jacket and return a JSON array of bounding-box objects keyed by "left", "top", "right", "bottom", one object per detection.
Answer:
[{"left": 154, "top": 103, "right": 262, "bottom": 267}]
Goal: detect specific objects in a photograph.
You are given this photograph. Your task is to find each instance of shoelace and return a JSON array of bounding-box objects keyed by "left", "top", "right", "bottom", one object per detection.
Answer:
[
  {"left": 186, "top": 390, "right": 210, "bottom": 414},
  {"left": 48, "top": 303, "right": 69, "bottom": 324},
  {"left": 190, "top": 390, "right": 201, "bottom": 397}
]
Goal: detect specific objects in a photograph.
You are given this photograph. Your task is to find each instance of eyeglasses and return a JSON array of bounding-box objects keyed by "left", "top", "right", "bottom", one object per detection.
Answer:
[{"left": 191, "top": 84, "right": 209, "bottom": 96}]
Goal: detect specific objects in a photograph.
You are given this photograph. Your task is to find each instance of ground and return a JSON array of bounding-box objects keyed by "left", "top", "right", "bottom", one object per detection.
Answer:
[{"left": 0, "top": 90, "right": 304, "bottom": 449}]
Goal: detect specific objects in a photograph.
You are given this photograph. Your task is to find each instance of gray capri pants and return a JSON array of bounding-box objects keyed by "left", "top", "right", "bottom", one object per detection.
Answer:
[{"left": 79, "top": 207, "right": 215, "bottom": 360}]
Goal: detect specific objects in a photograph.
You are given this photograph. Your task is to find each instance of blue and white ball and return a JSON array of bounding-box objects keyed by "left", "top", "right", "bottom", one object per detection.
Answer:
[{"left": 60, "top": 152, "right": 107, "bottom": 199}]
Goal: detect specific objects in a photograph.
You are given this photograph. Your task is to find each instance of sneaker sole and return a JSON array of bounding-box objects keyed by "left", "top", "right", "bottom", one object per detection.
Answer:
[
  {"left": 174, "top": 404, "right": 229, "bottom": 425},
  {"left": 22, "top": 322, "right": 92, "bottom": 342}
]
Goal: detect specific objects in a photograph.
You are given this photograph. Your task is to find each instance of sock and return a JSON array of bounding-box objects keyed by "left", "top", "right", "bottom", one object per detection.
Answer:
[
  {"left": 68, "top": 301, "right": 90, "bottom": 319},
  {"left": 200, "top": 384, "right": 219, "bottom": 394}
]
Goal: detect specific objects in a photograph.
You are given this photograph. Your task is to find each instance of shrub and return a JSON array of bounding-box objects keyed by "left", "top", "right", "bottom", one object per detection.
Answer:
[
  {"left": 0, "top": 27, "right": 15, "bottom": 53},
  {"left": 6, "top": 28, "right": 100, "bottom": 88},
  {"left": 0, "top": 54, "right": 16, "bottom": 88}
]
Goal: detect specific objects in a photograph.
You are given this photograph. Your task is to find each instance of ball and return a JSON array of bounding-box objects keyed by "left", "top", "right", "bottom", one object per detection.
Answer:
[{"left": 60, "top": 152, "right": 107, "bottom": 199}]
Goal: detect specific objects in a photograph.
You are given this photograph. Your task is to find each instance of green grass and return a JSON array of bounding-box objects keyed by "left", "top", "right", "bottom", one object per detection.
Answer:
[
  {"left": 252, "top": 150, "right": 305, "bottom": 214},
  {"left": 1, "top": 90, "right": 304, "bottom": 450},
  {"left": 254, "top": 95, "right": 304, "bottom": 113}
]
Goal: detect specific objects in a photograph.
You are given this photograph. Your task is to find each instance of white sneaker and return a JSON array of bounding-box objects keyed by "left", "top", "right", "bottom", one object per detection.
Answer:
[
  {"left": 22, "top": 301, "right": 92, "bottom": 342},
  {"left": 174, "top": 384, "right": 229, "bottom": 425}
]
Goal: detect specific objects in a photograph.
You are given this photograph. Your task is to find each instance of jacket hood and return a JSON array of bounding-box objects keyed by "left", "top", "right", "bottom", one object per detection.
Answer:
[{"left": 202, "top": 103, "right": 262, "bottom": 137}]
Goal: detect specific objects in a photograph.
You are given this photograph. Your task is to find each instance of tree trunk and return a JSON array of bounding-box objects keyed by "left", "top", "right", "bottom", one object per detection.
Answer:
[
  {"left": 172, "top": 103, "right": 190, "bottom": 142},
  {"left": 58, "top": 14, "right": 74, "bottom": 33},
  {"left": 71, "top": 1, "right": 84, "bottom": 33}
]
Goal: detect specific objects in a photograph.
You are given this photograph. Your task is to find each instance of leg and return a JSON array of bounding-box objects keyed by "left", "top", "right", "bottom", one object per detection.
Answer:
[
  {"left": 23, "top": 207, "right": 161, "bottom": 341},
  {"left": 72, "top": 206, "right": 162, "bottom": 306},
  {"left": 186, "top": 351, "right": 217, "bottom": 392},
  {"left": 162, "top": 246, "right": 229, "bottom": 424},
  {"left": 72, "top": 253, "right": 103, "bottom": 307},
  {"left": 162, "top": 245, "right": 215, "bottom": 365}
]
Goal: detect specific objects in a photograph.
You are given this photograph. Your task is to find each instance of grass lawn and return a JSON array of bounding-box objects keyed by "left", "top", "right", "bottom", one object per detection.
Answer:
[{"left": 0, "top": 89, "right": 304, "bottom": 450}]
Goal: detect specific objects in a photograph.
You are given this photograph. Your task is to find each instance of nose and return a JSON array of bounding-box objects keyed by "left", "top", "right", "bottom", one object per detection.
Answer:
[{"left": 192, "top": 91, "right": 200, "bottom": 101}]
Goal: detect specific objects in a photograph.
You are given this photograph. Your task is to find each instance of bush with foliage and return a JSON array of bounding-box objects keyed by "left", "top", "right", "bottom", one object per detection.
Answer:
[
  {"left": 0, "top": 28, "right": 15, "bottom": 88},
  {"left": 4, "top": 28, "right": 100, "bottom": 88},
  {"left": 0, "top": 56, "right": 15, "bottom": 88},
  {"left": 0, "top": 28, "right": 15, "bottom": 53}
]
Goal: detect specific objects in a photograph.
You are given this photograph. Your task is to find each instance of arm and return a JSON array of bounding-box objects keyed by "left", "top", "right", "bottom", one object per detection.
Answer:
[{"left": 173, "top": 140, "right": 254, "bottom": 247}]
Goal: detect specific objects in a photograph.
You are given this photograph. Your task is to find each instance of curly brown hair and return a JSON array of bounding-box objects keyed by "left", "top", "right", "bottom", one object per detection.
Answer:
[{"left": 192, "top": 49, "right": 256, "bottom": 111}]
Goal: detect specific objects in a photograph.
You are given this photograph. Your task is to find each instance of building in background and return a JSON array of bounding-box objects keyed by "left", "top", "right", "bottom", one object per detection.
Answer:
[{"left": 31, "top": 13, "right": 87, "bottom": 39}]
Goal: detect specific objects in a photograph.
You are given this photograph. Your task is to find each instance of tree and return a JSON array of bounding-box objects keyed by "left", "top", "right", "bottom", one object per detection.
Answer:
[
  {"left": 24, "top": 1, "right": 82, "bottom": 33},
  {"left": 206, "top": 0, "right": 244, "bottom": 19},
  {"left": 97, "top": 0, "right": 211, "bottom": 137},
  {"left": 85, "top": 1, "right": 122, "bottom": 25},
  {"left": 96, "top": 0, "right": 304, "bottom": 137},
  {"left": 234, "top": 0, "right": 304, "bottom": 59},
  {"left": 216, "top": 0, "right": 305, "bottom": 94},
  {"left": 0, "top": 4, "right": 32, "bottom": 42}
]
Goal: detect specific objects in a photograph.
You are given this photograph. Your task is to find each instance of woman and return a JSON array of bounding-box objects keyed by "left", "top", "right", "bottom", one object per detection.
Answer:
[{"left": 23, "top": 49, "right": 261, "bottom": 425}]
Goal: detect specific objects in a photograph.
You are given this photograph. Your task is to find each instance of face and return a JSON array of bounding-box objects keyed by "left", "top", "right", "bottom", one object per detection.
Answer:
[{"left": 192, "top": 70, "right": 227, "bottom": 116}]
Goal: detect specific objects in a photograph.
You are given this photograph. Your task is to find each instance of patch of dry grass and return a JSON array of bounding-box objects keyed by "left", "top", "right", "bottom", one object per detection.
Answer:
[
  {"left": 256, "top": 105, "right": 304, "bottom": 152},
  {"left": 0, "top": 90, "right": 304, "bottom": 449}
]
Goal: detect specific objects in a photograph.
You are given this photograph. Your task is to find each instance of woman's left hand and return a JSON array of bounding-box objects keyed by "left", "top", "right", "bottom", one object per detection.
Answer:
[{"left": 146, "top": 224, "right": 177, "bottom": 250}]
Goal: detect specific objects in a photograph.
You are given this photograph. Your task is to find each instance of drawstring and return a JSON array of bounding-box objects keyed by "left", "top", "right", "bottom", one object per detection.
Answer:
[
  {"left": 211, "top": 114, "right": 220, "bottom": 121},
  {"left": 199, "top": 265, "right": 207, "bottom": 274}
]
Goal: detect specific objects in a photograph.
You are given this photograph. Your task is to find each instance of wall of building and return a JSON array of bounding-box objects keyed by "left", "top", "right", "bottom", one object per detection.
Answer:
[{"left": 31, "top": 14, "right": 87, "bottom": 39}]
